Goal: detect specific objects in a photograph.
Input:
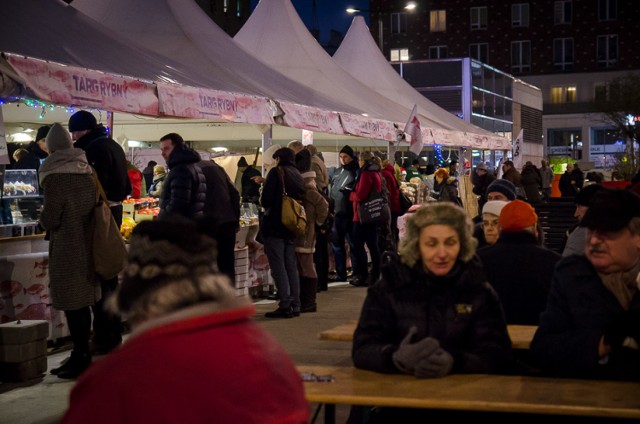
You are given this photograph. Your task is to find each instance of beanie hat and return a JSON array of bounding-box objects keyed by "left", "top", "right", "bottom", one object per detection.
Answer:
[
  {"left": 68, "top": 110, "right": 97, "bottom": 132},
  {"left": 486, "top": 179, "right": 516, "bottom": 201},
  {"left": 262, "top": 144, "right": 282, "bottom": 167},
  {"left": 45, "top": 123, "right": 73, "bottom": 152},
  {"left": 580, "top": 188, "right": 640, "bottom": 232},
  {"left": 482, "top": 200, "right": 508, "bottom": 217},
  {"left": 118, "top": 218, "right": 219, "bottom": 312},
  {"left": 499, "top": 199, "right": 538, "bottom": 232},
  {"left": 339, "top": 145, "right": 355, "bottom": 159},
  {"left": 35, "top": 125, "right": 50, "bottom": 142},
  {"left": 574, "top": 184, "right": 604, "bottom": 206},
  {"left": 237, "top": 156, "right": 249, "bottom": 167}
]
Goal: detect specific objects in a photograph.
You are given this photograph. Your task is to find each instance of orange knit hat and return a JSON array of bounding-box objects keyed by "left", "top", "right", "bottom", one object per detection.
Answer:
[{"left": 499, "top": 200, "right": 538, "bottom": 232}]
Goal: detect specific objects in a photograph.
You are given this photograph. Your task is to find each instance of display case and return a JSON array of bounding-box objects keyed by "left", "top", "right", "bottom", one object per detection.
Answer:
[{"left": 1, "top": 169, "right": 44, "bottom": 239}]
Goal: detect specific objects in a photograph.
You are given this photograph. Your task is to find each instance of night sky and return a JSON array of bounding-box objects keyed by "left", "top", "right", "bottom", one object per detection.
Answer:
[{"left": 250, "top": 0, "right": 370, "bottom": 43}]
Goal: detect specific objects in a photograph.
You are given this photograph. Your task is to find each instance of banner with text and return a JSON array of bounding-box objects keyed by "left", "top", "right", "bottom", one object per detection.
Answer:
[
  {"left": 6, "top": 54, "right": 158, "bottom": 116},
  {"left": 278, "top": 102, "right": 343, "bottom": 135},
  {"left": 157, "top": 84, "right": 272, "bottom": 124},
  {"left": 339, "top": 113, "right": 399, "bottom": 141}
]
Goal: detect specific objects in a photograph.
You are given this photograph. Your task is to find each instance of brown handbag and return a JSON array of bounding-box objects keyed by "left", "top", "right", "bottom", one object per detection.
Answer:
[
  {"left": 91, "top": 172, "right": 127, "bottom": 280},
  {"left": 278, "top": 168, "right": 307, "bottom": 237}
]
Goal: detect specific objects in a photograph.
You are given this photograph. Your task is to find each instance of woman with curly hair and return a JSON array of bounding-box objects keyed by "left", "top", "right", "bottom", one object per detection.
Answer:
[{"left": 352, "top": 202, "right": 512, "bottom": 381}]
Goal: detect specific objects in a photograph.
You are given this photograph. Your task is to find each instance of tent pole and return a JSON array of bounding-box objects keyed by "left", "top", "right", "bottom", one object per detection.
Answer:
[{"left": 261, "top": 125, "right": 272, "bottom": 176}]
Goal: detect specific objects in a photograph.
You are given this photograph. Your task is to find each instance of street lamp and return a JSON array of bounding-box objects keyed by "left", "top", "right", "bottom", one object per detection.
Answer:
[{"left": 346, "top": 2, "right": 417, "bottom": 53}]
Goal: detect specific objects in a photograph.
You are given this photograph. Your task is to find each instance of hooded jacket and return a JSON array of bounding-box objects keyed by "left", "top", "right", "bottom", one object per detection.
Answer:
[
  {"left": 74, "top": 125, "right": 130, "bottom": 202},
  {"left": 159, "top": 147, "right": 206, "bottom": 219}
]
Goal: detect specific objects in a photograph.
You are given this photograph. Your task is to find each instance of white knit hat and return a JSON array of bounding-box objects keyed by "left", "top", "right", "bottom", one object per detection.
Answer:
[{"left": 482, "top": 200, "right": 508, "bottom": 217}]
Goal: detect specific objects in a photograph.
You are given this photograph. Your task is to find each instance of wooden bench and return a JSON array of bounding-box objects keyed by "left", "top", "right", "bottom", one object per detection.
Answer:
[
  {"left": 300, "top": 365, "right": 640, "bottom": 424},
  {"left": 319, "top": 322, "right": 537, "bottom": 350}
]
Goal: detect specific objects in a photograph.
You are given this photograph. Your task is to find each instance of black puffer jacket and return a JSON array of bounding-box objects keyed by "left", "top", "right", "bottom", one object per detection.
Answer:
[
  {"left": 352, "top": 256, "right": 513, "bottom": 375},
  {"left": 159, "top": 148, "right": 206, "bottom": 219},
  {"left": 197, "top": 160, "right": 240, "bottom": 230},
  {"left": 260, "top": 162, "right": 304, "bottom": 239},
  {"left": 74, "top": 125, "right": 130, "bottom": 202}
]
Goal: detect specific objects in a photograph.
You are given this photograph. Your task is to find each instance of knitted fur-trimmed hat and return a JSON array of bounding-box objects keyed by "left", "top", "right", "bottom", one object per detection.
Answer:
[
  {"left": 117, "top": 218, "right": 219, "bottom": 312},
  {"left": 486, "top": 179, "right": 517, "bottom": 201}
]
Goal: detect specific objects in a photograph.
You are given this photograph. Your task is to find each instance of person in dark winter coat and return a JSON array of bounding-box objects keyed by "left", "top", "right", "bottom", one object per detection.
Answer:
[
  {"left": 478, "top": 200, "right": 560, "bottom": 325},
  {"left": 14, "top": 125, "right": 50, "bottom": 174},
  {"left": 562, "top": 184, "right": 604, "bottom": 257},
  {"left": 532, "top": 189, "right": 640, "bottom": 380},
  {"left": 39, "top": 123, "right": 99, "bottom": 379},
  {"left": 353, "top": 202, "right": 512, "bottom": 382},
  {"left": 470, "top": 162, "right": 495, "bottom": 212},
  {"left": 197, "top": 159, "right": 241, "bottom": 283},
  {"left": 434, "top": 167, "right": 460, "bottom": 205},
  {"left": 238, "top": 157, "right": 262, "bottom": 204},
  {"left": 520, "top": 161, "right": 542, "bottom": 204},
  {"left": 559, "top": 163, "right": 579, "bottom": 197},
  {"left": 349, "top": 152, "right": 384, "bottom": 287},
  {"left": 70, "top": 110, "right": 129, "bottom": 354},
  {"left": 158, "top": 133, "right": 206, "bottom": 219},
  {"left": 141, "top": 160, "right": 156, "bottom": 191},
  {"left": 330, "top": 145, "right": 359, "bottom": 282},
  {"left": 261, "top": 147, "right": 305, "bottom": 318}
]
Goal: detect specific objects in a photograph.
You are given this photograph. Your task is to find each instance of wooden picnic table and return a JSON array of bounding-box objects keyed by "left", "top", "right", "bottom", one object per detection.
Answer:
[
  {"left": 300, "top": 365, "right": 640, "bottom": 424},
  {"left": 319, "top": 321, "right": 537, "bottom": 349}
]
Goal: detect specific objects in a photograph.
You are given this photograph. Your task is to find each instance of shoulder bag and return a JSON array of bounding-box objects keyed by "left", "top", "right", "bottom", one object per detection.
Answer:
[
  {"left": 91, "top": 172, "right": 127, "bottom": 280},
  {"left": 358, "top": 180, "right": 391, "bottom": 224},
  {"left": 278, "top": 168, "right": 308, "bottom": 237}
]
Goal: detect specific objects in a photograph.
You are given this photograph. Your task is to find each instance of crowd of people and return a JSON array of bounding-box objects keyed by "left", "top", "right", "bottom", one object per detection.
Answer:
[{"left": 6, "top": 117, "right": 640, "bottom": 421}]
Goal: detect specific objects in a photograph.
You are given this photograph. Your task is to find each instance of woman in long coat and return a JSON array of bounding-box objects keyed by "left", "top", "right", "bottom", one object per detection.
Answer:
[{"left": 39, "top": 123, "right": 100, "bottom": 379}]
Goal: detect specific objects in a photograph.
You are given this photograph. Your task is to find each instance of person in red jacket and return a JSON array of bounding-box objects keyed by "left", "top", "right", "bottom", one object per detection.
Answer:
[
  {"left": 380, "top": 158, "right": 401, "bottom": 245},
  {"left": 126, "top": 161, "right": 146, "bottom": 199},
  {"left": 62, "top": 218, "right": 308, "bottom": 424}
]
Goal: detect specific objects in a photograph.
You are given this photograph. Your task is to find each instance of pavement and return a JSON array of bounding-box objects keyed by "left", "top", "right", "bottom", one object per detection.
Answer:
[{"left": 0, "top": 282, "right": 367, "bottom": 423}]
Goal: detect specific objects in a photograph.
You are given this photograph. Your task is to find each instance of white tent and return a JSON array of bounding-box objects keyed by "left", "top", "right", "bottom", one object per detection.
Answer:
[
  {"left": 234, "top": 0, "right": 509, "bottom": 149},
  {"left": 334, "top": 16, "right": 502, "bottom": 139}
]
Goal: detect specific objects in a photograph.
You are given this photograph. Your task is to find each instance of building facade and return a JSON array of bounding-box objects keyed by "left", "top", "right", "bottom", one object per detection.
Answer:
[
  {"left": 373, "top": 0, "right": 640, "bottom": 169},
  {"left": 195, "top": 0, "right": 251, "bottom": 36}
]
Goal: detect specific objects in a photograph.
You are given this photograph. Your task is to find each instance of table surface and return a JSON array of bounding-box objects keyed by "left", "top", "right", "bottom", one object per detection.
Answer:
[
  {"left": 319, "top": 322, "right": 537, "bottom": 350},
  {"left": 300, "top": 365, "right": 640, "bottom": 419}
]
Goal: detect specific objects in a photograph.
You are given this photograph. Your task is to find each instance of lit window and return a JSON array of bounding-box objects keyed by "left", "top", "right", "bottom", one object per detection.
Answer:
[
  {"left": 430, "top": 10, "right": 446, "bottom": 32},
  {"left": 597, "top": 34, "right": 618, "bottom": 68},
  {"left": 598, "top": 0, "right": 617, "bottom": 21},
  {"left": 224, "top": 0, "right": 228, "bottom": 13},
  {"left": 390, "top": 48, "right": 410, "bottom": 61},
  {"left": 511, "top": 40, "right": 531, "bottom": 73},
  {"left": 553, "top": 38, "right": 574, "bottom": 70},
  {"left": 237, "top": 0, "right": 241, "bottom": 17},
  {"left": 551, "top": 86, "right": 577, "bottom": 104},
  {"left": 554, "top": 0, "right": 572, "bottom": 24},
  {"left": 512, "top": 4, "right": 530, "bottom": 27},
  {"left": 429, "top": 46, "right": 448, "bottom": 59},
  {"left": 469, "top": 43, "right": 489, "bottom": 63},
  {"left": 471, "top": 7, "right": 488, "bottom": 30}
]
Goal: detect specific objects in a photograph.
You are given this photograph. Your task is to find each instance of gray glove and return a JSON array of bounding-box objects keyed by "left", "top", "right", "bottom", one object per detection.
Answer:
[
  {"left": 414, "top": 348, "right": 454, "bottom": 378},
  {"left": 391, "top": 326, "right": 440, "bottom": 374}
]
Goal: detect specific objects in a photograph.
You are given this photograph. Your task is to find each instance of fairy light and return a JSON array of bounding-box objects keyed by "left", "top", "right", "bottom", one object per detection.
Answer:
[{"left": 434, "top": 144, "right": 445, "bottom": 167}]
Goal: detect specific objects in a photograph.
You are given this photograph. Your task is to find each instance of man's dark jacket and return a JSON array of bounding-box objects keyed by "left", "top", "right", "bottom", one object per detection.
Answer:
[
  {"left": 197, "top": 160, "right": 240, "bottom": 229},
  {"left": 159, "top": 148, "right": 206, "bottom": 219},
  {"left": 531, "top": 255, "right": 640, "bottom": 380},
  {"left": 478, "top": 231, "right": 560, "bottom": 325},
  {"left": 260, "top": 163, "right": 304, "bottom": 239},
  {"left": 330, "top": 160, "right": 358, "bottom": 218},
  {"left": 74, "top": 125, "right": 129, "bottom": 202}
]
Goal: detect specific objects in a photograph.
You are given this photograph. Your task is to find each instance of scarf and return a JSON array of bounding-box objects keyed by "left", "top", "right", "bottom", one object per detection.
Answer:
[
  {"left": 38, "top": 148, "right": 92, "bottom": 185},
  {"left": 599, "top": 260, "right": 640, "bottom": 310}
]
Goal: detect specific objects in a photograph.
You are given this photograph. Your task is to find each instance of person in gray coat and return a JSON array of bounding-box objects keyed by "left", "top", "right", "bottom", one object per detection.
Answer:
[{"left": 39, "top": 124, "right": 100, "bottom": 379}]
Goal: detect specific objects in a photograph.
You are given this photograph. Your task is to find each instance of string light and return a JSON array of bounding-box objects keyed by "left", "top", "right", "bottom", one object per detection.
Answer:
[{"left": 434, "top": 144, "right": 445, "bottom": 167}]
